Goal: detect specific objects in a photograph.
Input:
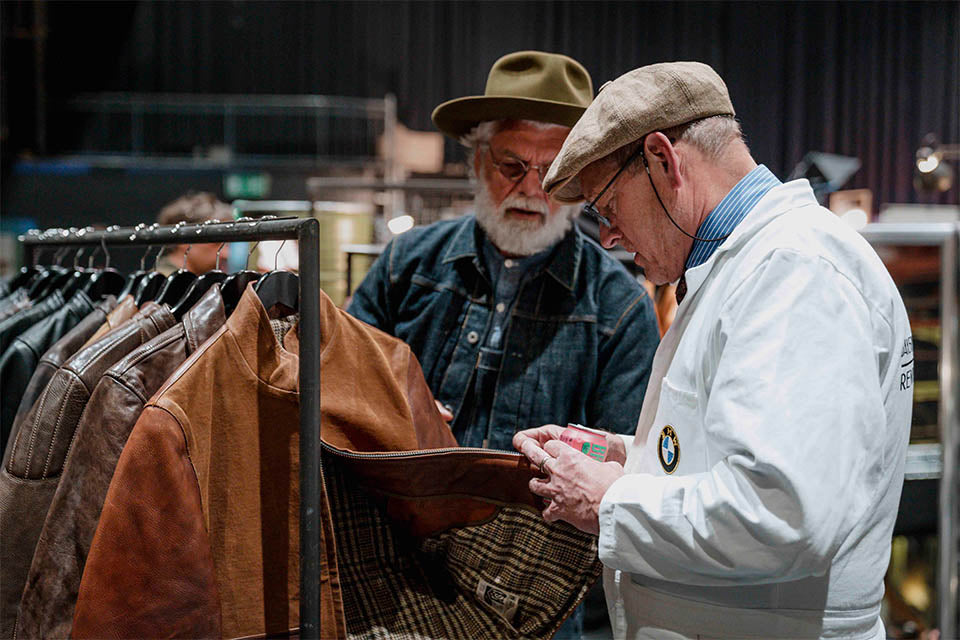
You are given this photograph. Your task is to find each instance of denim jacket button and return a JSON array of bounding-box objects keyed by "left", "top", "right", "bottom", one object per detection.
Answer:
[{"left": 467, "top": 330, "right": 480, "bottom": 344}]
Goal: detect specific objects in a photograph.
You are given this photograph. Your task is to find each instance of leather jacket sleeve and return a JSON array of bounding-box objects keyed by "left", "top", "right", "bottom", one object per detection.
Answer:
[{"left": 72, "top": 405, "right": 221, "bottom": 639}]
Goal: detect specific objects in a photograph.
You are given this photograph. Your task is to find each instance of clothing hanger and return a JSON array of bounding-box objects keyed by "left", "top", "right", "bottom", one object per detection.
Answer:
[
  {"left": 4, "top": 266, "right": 42, "bottom": 294},
  {"left": 22, "top": 241, "right": 57, "bottom": 299},
  {"left": 34, "top": 247, "right": 74, "bottom": 299},
  {"left": 58, "top": 244, "right": 96, "bottom": 300},
  {"left": 169, "top": 221, "right": 228, "bottom": 318},
  {"left": 254, "top": 237, "right": 299, "bottom": 312},
  {"left": 133, "top": 241, "right": 167, "bottom": 306},
  {"left": 153, "top": 222, "right": 198, "bottom": 307},
  {"left": 24, "top": 265, "right": 54, "bottom": 300},
  {"left": 5, "top": 230, "right": 51, "bottom": 294},
  {"left": 117, "top": 224, "right": 155, "bottom": 300},
  {"left": 220, "top": 217, "right": 264, "bottom": 316},
  {"left": 83, "top": 231, "right": 126, "bottom": 300}
]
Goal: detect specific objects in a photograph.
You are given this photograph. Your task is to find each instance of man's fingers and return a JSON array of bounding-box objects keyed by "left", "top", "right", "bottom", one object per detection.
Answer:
[
  {"left": 434, "top": 400, "right": 453, "bottom": 422},
  {"left": 543, "top": 439, "right": 568, "bottom": 458},
  {"left": 518, "top": 438, "right": 546, "bottom": 463},
  {"left": 512, "top": 431, "right": 534, "bottom": 453},
  {"left": 529, "top": 476, "right": 556, "bottom": 498},
  {"left": 541, "top": 503, "right": 561, "bottom": 522}
]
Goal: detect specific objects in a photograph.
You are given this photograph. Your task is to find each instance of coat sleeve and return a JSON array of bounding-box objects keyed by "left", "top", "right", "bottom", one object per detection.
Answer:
[
  {"left": 589, "top": 290, "right": 659, "bottom": 435},
  {"left": 72, "top": 406, "right": 221, "bottom": 638},
  {"left": 598, "top": 250, "right": 896, "bottom": 585},
  {"left": 346, "top": 240, "right": 397, "bottom": 333}
]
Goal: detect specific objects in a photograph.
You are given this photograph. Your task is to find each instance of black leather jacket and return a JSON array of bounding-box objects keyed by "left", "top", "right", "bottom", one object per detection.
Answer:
[
  {"left": 0, "top": 291, "right": 65, "bottom": 355},
  {"left": 0, "top": 292, "right": 114, "bottom": 447}
]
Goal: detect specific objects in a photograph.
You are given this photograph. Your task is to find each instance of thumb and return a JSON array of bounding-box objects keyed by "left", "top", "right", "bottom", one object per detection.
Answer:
[{"left": 434, "top": 400, "right": 453, "bottom": 422}]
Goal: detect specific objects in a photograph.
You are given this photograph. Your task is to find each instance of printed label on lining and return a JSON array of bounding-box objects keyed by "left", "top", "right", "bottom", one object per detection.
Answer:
[{"left": 476, "top": 577, "right": 520, "bottom": 623}]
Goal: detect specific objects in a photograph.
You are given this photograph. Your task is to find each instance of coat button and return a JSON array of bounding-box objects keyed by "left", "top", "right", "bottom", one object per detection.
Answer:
[
  {"left": 467, "top": 330, "right": 479, "bottom": 344},
  {"left": 495, "top": 302, "right": 506, "bottom": 313}
]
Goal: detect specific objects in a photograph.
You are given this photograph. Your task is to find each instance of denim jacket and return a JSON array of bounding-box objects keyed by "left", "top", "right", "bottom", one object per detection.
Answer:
[{"left": 348, "top": 216, "right": 659, "bottom": 450}]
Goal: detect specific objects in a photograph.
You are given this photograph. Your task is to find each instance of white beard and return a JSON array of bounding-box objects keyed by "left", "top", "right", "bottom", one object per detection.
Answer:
[{"left": 473, "top": 184, "right": 576, "bottom": 256}]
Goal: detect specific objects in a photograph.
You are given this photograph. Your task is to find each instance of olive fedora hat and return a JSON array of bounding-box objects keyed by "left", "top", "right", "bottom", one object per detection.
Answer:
[{"left": 432, "top": 50, "right": 594, "bottom": 140}]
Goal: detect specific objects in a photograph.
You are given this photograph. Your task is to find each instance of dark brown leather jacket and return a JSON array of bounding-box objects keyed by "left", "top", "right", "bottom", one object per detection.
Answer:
[
  {"left": 74, "top": 286, "right": 600, "bottom": 639},
  {"left": 7, "top": 296, "right": 118, "bottom": 445},
  {"left": 16, "top": 286, "right": 226, "bottom": 639},
  {"left": 0, "top": 301, "right": 174, "bottom": 637}
]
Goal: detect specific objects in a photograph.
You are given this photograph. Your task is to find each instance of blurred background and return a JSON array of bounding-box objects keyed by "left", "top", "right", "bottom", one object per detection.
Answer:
[{"left": 1, "top": 2, "right": 958, "bottom": 638}]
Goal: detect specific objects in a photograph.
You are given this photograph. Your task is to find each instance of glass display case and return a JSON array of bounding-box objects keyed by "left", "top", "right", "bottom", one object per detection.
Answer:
[{"left": 859, "top": 223, "right": 958, "bottom": 638}]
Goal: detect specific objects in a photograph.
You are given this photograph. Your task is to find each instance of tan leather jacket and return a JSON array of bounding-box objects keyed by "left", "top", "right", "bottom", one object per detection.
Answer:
[
  {"left": 74, "top": 286, "right": 600, "bottom": 639},
  {"left": 16, "top": 286, "right": 226, "bottom": 639},
  {"left": 0, "top": 302, "right": 175, "bottom": 637},
  {"left": 82, "top": 293, "right": 138, "bottom": 347}
]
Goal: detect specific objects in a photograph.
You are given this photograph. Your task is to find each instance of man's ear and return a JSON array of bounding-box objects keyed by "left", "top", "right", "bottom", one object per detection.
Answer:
[{"left": 644, "top": 132, "right": 682, "bottom": 190}]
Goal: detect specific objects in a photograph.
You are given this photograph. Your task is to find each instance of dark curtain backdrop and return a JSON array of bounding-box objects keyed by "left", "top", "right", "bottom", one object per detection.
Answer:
[{"left": 24, "top": 1, "right": 960, "bottom": 206}]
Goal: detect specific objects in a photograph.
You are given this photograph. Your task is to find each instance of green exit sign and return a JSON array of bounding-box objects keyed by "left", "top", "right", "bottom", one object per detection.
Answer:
[{"left": 224, "top": 173, "right": 272, "bottom": 199}]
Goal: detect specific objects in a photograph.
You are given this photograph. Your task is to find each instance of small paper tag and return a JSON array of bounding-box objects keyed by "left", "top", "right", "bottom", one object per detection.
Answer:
[{"left": 476, "top": 577, "right": 520, "bottom": 623}]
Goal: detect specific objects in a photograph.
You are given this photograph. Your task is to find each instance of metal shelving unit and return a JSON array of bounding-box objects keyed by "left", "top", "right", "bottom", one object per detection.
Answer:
[{"left": 859, "top": 222, "right": 959, "bottom": 637}]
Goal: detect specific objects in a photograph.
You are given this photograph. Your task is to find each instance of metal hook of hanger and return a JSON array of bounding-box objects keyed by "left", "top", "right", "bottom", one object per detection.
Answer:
[
  {"left": 214, "top": 220, "right": 234, "bottom": 272},
  {"left": 274, "top": 238, "right": 286, "bottom": 271},
  {"left": 167, "top": 221, "right": 187, "bottom": 269},
  {"left": 129, "top": 223, "right": 148, "bottom": 270},
  {"left": 52, "top": 229, "right": 71, "bottom": 266},
  {"left": 245, "top": 216, "right": 274, "bottom": 267}
]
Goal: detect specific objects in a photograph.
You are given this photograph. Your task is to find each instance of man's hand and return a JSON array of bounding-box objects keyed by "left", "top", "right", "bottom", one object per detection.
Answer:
[
  {"left": 513, "top": 425, "right": 628, "bottom": 465},
  {"left": 514, "top": 425, "right": 624, "bottom": 534}
]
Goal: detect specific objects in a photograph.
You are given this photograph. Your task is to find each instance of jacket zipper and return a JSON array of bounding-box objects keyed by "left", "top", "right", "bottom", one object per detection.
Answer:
[{"left": 321, "top": 440, "right": 523, "bottom": 461}]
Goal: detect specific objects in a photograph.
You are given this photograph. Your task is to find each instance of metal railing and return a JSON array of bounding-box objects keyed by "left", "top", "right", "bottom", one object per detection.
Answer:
[{"left": 58, "top": 92, "right": 397, "bottom": 170}]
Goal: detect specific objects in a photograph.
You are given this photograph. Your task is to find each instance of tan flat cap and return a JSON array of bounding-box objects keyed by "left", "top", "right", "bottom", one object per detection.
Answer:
[
  {"left": 543, "top": 61, "right": 735, "bottom": 202},
  {"left": 432, "top": 50, "right": 593, "bottom": 140}
]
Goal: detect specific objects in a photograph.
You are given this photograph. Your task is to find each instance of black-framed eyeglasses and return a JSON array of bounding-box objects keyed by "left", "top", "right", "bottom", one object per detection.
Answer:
[
  {"left": 484, "top": 144, "right": 552, "bottom": 184},
  {"left": 581, "top": 143, "right": 648, "bottom": 228}
]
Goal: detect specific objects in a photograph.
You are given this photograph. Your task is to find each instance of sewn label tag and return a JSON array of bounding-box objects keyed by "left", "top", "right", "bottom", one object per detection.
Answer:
[{"left": 476, "top": 577, "right": 520, "bottom": 623}]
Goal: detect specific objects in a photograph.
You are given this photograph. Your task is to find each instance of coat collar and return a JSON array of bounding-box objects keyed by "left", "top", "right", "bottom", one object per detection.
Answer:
[
  {"left": 681, "top": 179, "right": 819, "bottom": 307},
  {"left": 225, "top": 284, "right": 300, "bottom": 395},
  {"left": 441, "top": 215, "right": 583, "bottom": 292}
]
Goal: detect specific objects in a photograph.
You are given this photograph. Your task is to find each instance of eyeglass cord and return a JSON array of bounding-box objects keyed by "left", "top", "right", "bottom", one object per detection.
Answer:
[{"left": 642, "top": 152, "right": 732, "bottom": 244}]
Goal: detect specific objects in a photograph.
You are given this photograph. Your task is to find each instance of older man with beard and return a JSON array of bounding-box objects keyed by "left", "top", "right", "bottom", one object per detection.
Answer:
[{"left": 349, "top": 50, "right": 659, "bottom": 453}]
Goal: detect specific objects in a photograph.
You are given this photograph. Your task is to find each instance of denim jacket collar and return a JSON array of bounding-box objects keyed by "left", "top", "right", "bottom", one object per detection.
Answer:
[{"left": 441, "top": 215, "right": 582, "bottom": 292}]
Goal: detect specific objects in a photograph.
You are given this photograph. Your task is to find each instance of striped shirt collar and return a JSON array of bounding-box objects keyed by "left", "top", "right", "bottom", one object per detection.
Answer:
[{"left": 685, "top": 164, "right": 780, "bottom": 270}]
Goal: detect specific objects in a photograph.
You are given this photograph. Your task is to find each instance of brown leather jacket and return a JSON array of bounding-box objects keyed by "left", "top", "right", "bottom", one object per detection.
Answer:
[
  {"left": 7, "top": 295, "right": 117, "bottom": 448},
  {"left": 16, "top": 286, "right": 226, "bottom": 639},
  {"left": 0, "top": 302, "right": 175, "bottom": 637},
  {"left": 82, "top": 293, "right": 138, "bottom": 347},
  {"left": 74, "top": 286, "right": 600, "bottom": 639}
]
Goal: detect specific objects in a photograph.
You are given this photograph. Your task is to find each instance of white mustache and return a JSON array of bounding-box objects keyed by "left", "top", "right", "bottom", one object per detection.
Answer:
[{"left": 499, "top": 195, "right": 550, "bottom": 217}]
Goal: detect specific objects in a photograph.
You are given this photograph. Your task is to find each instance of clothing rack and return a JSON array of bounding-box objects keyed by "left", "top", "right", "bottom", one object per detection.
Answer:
[{"left": 19, "top": 217, "right": 324, "bottom": 639}]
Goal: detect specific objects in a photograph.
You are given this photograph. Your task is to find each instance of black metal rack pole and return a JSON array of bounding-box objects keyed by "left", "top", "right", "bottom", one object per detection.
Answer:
[{"left": 20, "top": 218, "right": 323, "bottom": 639}]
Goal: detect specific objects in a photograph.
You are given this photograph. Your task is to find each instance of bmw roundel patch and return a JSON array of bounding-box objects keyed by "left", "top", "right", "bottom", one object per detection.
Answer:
[{"left": 658, "top": 425, "right": 680, "bottom": 474}]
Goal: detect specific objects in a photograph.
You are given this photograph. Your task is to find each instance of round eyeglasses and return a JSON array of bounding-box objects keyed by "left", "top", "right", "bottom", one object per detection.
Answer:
[{"left": 484, "top": 144, "right": 552, "bottom": 184}]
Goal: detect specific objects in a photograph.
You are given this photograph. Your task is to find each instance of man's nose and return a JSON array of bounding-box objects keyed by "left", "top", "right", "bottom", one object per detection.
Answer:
[
  {"left": 517, "top": 167, "right": 546, "bottom": 197},
  {"left": 599, "top": 224, "right": 621, "bottom": 249}
]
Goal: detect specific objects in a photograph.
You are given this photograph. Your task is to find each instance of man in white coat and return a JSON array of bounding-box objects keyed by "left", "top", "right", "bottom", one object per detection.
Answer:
[{"left": 514, "top": 61, "right": 913, "bottom": 640}]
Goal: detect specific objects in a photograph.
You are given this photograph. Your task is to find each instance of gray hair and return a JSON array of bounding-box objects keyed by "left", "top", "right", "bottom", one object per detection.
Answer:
[
  {"left": 609, "top": 115, "right": 746, "bottom": 171},
  {"left": 459, "top": 119, "right": 568, "bottom": 149}
]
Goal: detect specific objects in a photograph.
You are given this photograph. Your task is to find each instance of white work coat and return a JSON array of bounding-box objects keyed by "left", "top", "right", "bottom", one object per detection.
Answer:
[{"left": 599, "top": 179, "right": 913, "bottom": 640}]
